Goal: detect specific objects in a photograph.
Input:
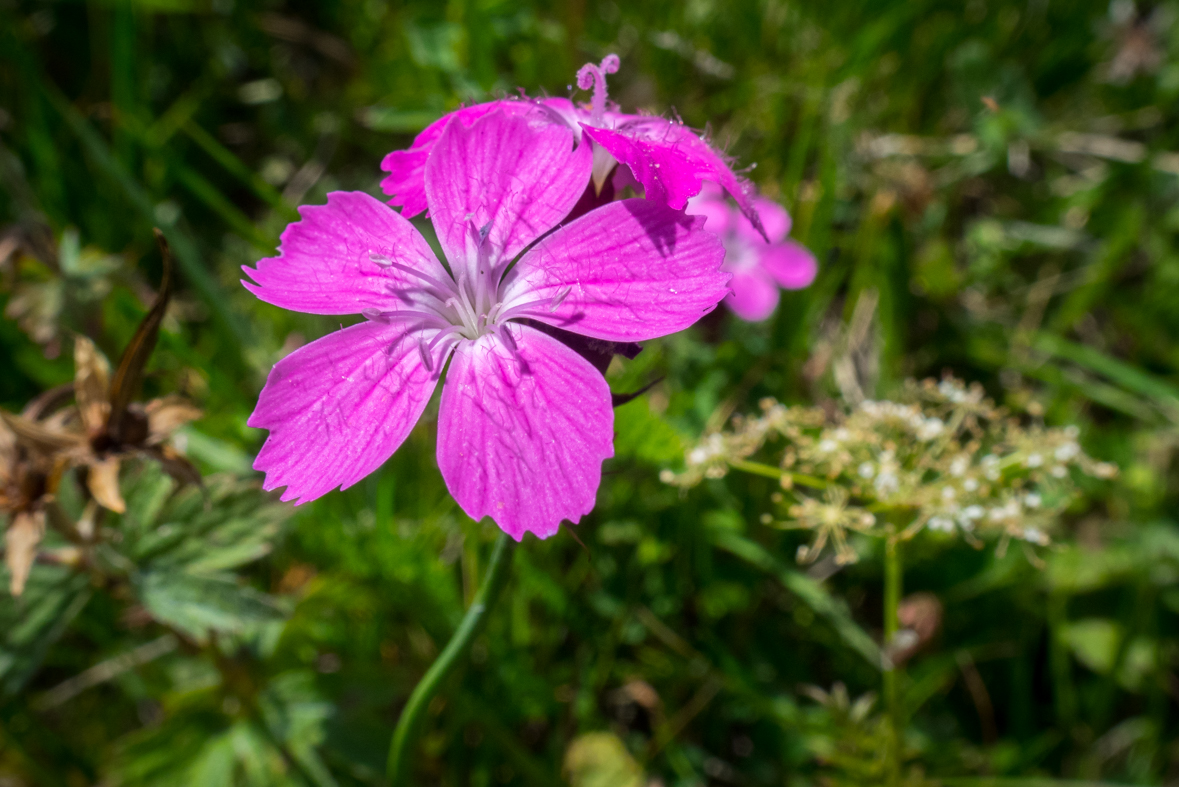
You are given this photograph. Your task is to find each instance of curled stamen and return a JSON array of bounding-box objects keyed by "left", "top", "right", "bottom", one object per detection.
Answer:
[
  {"left": 548, "top": 285, "right": 572, "bottom": 312},
  {"left": 576, "top": 54, "right": 620, "bottom": 126}
]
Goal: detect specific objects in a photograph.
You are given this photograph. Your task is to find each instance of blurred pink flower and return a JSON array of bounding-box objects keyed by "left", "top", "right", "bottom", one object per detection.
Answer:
[
  {"left": 243, "top": 110, "right": 728, "bottom": 540},
  {"left": 687, "top": 185, "right": 817, "bottom": 322},
  {"left": 379, "top": 55, "right": 766, "bottom": 238}
]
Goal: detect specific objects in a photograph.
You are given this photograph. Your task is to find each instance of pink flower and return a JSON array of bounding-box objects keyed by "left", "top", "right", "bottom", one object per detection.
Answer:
[
  {"left": 687, "top": 185, "right": 817, "bottom": 322},
  {"left": 243, "top": 111, "right": 728, "bottom": 540},
  {"left": 379, "top": 55, "right": 766, "bottom": 238}
]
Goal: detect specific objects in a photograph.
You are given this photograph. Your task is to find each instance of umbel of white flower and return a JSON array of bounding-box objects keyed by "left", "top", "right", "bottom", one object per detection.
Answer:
[{"left": 665, "top": 377, "right": 1116, "bottom": 565}]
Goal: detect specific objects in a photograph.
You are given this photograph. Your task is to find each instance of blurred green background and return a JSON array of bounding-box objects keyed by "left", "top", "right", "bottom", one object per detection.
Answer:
[{"left": 3, "top": 0, "right": 1179, "bottom": 784}]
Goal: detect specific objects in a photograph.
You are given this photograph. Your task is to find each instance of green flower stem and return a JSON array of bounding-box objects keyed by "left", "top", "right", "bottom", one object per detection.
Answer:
[
  {"left": 883, "top": 533, "right": 903, "bottom": 787},
  {"left": 728, "top": 459, "right": 828, "bottom": 489},
  {"left": 386, "top": 532, "right": 516, "bottom": 785}
]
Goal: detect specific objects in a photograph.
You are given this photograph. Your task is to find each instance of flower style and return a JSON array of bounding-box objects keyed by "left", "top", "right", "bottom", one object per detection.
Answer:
[
  {"left": 244, "top": 110, "right": 728, "bottom": 540},
  {"left": 379, "top": 55, "right": 765, "bottom": 237},
  {"left": 687, "top": 185, "right": 817, "bottom": 322}
]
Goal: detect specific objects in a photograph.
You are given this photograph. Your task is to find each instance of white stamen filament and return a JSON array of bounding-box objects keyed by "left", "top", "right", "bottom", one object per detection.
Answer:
[
  {"left": 369, "top": 251, "right": 454, "bottom": 295},
  {"left": 371, "top": 217, "right": 558, "bottom": 368}
]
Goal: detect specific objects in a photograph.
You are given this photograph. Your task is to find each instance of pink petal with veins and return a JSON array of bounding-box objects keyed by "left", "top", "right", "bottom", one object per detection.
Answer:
[
  {"left": 379, "top": 101, "right": 527, "bottom": 217},
  {"left": 424, "top": 110, "right": 592, "bottom": 281},
  {"left": 581, "top": 121, "right": 766, "bottom": 239},
  {"left": 501, "top": 198, "right": 728, "bottom": 342},
  {"left": 242, "top": 191, "right": 447, "bottom": 316},
  {"left": 248, "top": 321, "right": 440, "bottom": 504},
  {"left": 437, "top": 324, "right": 614, "bottom": 540}
]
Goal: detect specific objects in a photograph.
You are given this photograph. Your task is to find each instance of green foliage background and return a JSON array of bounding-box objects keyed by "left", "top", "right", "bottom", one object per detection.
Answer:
[{"left": 3, "top": 0, "right": 1179, "bottom": 784}]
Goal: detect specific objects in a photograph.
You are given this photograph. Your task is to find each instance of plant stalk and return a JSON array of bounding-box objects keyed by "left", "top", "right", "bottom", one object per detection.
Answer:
[
  {"left": 884, "top": 533, "right": 902, "bottom": 787},
  {"left": 386, "top": 532, "right": 516, "bottom": 785}
]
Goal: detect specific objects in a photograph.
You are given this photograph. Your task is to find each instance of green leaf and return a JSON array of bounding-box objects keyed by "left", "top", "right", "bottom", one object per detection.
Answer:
[
  {"left": 112, "top": 672, "right": 335, "bottom": 787},
  {"left": 612, "top": 397, "right": 684, "bottom": 464},
  {"left": 940, "top": 779, "right": 1139, "bottom": 787},
  {"left": 0, "top": 565, "right": 92, "bottom": 695},
  {"left": 119, "top": 470, "right": 289, "bottom": 574},
  {"left": 710, "top": 530, "right": 883, "bottom": 670},
  {"left": 563, "top": 732, "right": 645, "bottom": 787},
  {"left": 1033, "top": 333, "right": 1179, "bottom": 413},
  {"left": 137, "top": 571, "right": 286, "bottom": 644}
]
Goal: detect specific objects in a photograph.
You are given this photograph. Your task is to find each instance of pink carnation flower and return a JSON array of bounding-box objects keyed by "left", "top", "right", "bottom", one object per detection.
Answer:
[
  {"left": 687, "top": 185, "right": 818, "bottom": 322},
  {"left": 379, "top": 55, "right": 766, "bottom": 239},
  {"left": 243, "top": 111, "right": 728, "bottom": 540}
]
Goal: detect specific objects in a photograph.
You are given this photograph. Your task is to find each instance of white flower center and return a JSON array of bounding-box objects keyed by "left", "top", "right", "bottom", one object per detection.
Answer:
[{"left": 365, "top": 221, "right": 570, "bottom": 372}]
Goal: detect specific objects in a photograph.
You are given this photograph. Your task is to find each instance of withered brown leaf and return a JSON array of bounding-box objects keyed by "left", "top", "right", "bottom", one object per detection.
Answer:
[{"left": 6, "top": 509, "right": 46, "bottom": 596}]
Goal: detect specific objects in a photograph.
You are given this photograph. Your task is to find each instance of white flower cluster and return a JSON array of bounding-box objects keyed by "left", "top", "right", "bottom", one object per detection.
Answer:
[
  {"left": 857, "top": 400, "right": 946, "bottom": 441},
  {"left": 664, "top": 377, "right": 1116, "bottom": 564}
]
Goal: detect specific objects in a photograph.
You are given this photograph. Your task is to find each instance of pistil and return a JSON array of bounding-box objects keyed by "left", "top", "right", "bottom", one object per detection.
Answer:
[{"left": 576, "top": 54, "right": 620, "bottom": 127}]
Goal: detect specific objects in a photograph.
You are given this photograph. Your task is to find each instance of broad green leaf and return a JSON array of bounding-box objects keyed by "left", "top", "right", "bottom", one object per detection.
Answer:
[
  {"left": 1061, "top": 618, "right": 1156, "bottom": 691},
  {"left": 612, "top": 397, "right": 684, "bottom": 464},
  {"left": 564, "top": 732, "right": 644, "bottom": 787}
]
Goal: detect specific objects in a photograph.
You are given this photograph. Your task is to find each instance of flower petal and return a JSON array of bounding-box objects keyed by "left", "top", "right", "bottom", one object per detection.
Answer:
[
  {"left": 761, "top": 240, "right": 818, "bottom": 290},
  {"left": 379, "top": 101, "right": 527, "bottom": 217},
  {"left": 242, "top": 191, "right": 446, "bottom": 316},
  {"left": 248, "top": 321, "right": 440, "bottom": 504},
  {"left": 685, "top": 184, "right": 735, "bottom": 235},
  {"left": 501, "top": 199, "right": 728, "bottom": 342},
  {"left": 379, "top": 144, "right": 432, "bottom": 218},
  {"left": 726, "top": 268, "right": 780, "bottom": 322},
  {"left": 737, "top": 197, "right": 791, "bottom": 245},
  {"left": 437, "top": 325, "right": 613, "bottom": 540},
  {"left": 424, "top": 109, "right": 592, "bottom": 280},
  {"left": 581, "top": 120, "right": 767, "bottom": 239}
]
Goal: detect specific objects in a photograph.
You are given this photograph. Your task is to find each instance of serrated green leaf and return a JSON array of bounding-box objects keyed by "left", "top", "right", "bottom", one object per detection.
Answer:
[
  {"left": 137, "top": 571, "right": 286, "bottom": 644},
  {"left": 121, "top": 474, "right": 288, "bottom": 574},
  {"left": 0, "top": 565, "right": 92, "bottom": 694}
]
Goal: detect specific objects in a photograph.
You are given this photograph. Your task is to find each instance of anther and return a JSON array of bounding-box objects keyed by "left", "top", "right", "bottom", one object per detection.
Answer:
[
  {"left": 548, "top": 285, "right": 572, "bottom": 312},
  {"left": 418, "top": 338, "right": 434, "bottom": 372}
]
